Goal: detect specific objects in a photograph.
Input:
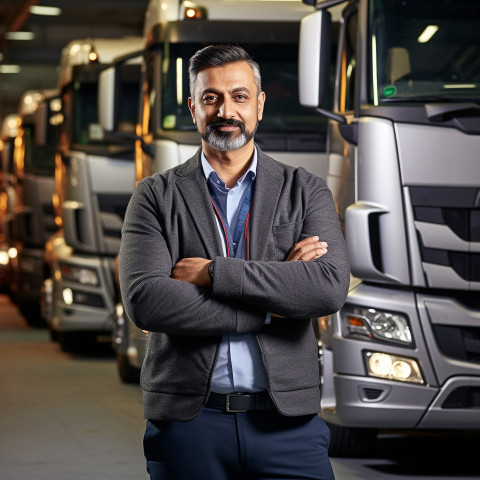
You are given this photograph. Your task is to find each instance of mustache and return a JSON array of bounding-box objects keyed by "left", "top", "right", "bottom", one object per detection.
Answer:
[{"left": 207, "top": 119, "right": 246, "bottom": 132}]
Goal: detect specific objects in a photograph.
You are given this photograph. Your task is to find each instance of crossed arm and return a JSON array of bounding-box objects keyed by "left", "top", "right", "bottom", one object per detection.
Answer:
[
  {"left": 120, "top": 176, "right": 350, "bottom": 335},
  {"left": 171, "top": 236, "right": 328, "bottom": 287}
]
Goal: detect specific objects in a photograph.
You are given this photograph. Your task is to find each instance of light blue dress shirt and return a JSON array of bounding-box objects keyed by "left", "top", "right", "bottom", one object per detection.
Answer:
[{"left": 201, "top": 149, "right": 269, "bottom": 393}]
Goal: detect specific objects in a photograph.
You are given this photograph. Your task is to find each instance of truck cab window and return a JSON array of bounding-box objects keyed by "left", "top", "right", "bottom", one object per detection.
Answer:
[
  {"left": 371, "top": 0, "right": 480, "bottom": 104},
  {"left": 160, "top": 42, "right": 327, "bottom": 135}
]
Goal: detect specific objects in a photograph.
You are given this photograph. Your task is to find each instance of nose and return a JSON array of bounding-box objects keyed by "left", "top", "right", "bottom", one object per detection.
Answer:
[{"left": 217, "top": 97, "right": 235, "bottom": 118}]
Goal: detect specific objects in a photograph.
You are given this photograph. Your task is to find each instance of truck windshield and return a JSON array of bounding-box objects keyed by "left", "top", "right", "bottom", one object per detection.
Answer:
[
  {"left": 23, "top": 125, "right": 55, "bottom": 176},
  {"left": 161, "top": 43, "right": 326, "bottom": 133},
  {"left": 71, "top": 71, "right": 138, "bottom": 146},
  {"left": 370, "top": 0, "right": 480, "bottom": 105}
]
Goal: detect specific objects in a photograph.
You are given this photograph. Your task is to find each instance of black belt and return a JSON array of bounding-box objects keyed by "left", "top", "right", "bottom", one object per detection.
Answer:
[{"left": 206, "top": 391, "right": 275, "bottom": 413}]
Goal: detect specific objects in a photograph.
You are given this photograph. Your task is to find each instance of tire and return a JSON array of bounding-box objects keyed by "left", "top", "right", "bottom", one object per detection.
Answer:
[
  {"left": 327, "top": 422, "right": 378, "bottom": 457},
  {"left": 19, "top": 301, "right": 46, "bottom": 328},
  {"left": 116, "top": 352, "right": 141, "bottom": 384},
  {"left": 59, "top": 331, "right": 84, "bottom": 353},
  {"left": 48, "top": 325, "right": 59, "bottom": 342}
]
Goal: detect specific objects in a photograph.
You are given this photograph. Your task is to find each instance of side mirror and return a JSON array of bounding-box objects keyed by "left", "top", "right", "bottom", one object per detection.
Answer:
[
  {"left": 98, "top": 66, "right": 117, "bottom": 132},
  {"left": 34, "top": 101, "right": 49, "bottom": 146},
  {"left": 299, "top": 10, "right": 332, "bottom": 109},
  {"left": 34, "top": 95, "right": 61, "bottom": 147},
  {"left": 299, "top": 8, "right": 349, "bottom": 129},
  {"left": 98, "top": 54, "right": 142, "bottom": 134}
]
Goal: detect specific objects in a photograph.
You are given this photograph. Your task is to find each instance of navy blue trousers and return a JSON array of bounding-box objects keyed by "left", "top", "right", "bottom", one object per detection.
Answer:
[{"left": 144, "top": 407, "right": 335, "bottom": 480}]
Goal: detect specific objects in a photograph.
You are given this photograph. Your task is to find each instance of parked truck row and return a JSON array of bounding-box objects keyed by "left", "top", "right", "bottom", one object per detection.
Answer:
[{"left": 0, "top": 0, "right": 478, "bottom": 460}]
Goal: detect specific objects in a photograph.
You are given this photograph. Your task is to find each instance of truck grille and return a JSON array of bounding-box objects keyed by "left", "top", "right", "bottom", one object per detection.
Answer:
[
  {"left": 411, "top": 186, "right": 480, "bottom": 282},
  {"left": 433, "top": 324, "right": 480, "bottom": 363}
]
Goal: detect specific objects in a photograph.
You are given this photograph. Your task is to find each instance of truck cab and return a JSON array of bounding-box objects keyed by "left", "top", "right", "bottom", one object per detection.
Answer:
[
  {"left": 9, "top": 90, "right": 58, "bottom": 325},
  {"left": 43, "top": 37, "right": 143, "bottom": 351},
  {"left": 0, "top": 114, "right": 20, "bottom": 292},
  {"left": 300, "top": 0, "right": 480, "bottom": 456}
]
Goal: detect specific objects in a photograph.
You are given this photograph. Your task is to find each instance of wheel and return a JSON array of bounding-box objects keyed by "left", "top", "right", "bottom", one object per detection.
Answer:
[
  {"left": 48, "top": 325, "right": 59, "bottom": 342},
  {"left": 116, "top": 352, "right": 140, "bottom": 384},
  {"left": 19, "top": 301, "right": 46, "bottom": 328},
  {"left": 59, "top": 331, "right": 84, "bottom": 353},
  {"left": 327, "top": 422, "right": 378, "bottom": 457}
]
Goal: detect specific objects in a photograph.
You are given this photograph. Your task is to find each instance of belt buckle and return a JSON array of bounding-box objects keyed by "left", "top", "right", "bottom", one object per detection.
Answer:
[{"left": 226, "top": 393, "right": 247, "bottom": 413}]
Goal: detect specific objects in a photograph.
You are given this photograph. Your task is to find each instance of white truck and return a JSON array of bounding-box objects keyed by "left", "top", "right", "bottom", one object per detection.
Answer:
[
  {"left": 42, "top": 37, "right": 143, "bottom": 351},
  {"left": 8, "top": 90, "right": 58, "bottom": 326},
  {"left": 299, "top": 0, "right": 480, "bottom": 456},
  {"left": 100, "top": 0, "right": 334, "bottom": 382},
  {"left": 0, "top": 114, "right": 20, "bottom": 293}
]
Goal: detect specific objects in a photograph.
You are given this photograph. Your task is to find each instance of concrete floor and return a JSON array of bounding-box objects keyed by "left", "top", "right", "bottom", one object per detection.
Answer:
[
  {"left": 2, "top": 293, "right": 480, "bottom": 480},
  {"left": 0, "top": 294, "right": 148, "bottom": 480}
]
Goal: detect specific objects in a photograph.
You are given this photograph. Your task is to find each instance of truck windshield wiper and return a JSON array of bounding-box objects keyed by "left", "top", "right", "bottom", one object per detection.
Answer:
[{"left": 425, "top": 102, "right": 480, "bottom": 121}]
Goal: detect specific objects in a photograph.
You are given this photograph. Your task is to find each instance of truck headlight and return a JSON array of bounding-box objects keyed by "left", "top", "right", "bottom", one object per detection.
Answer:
[
  {"left": 342, "top": 306, "right": 413, "bottom": 346},
  {"left": 0, "top": 251, "right": 9, "bottom": 266},
  {"left": 60, "top": 264, "right": 99, "bottom": 286},
  {"left": 364, "top": 351, "right": 424, "bottom": 384},
  {"left": 63, "top": 287, "right": 73, "bottom": 305},
  {"left": 62, "top": 287, "right": 105, "bottom": 307}
]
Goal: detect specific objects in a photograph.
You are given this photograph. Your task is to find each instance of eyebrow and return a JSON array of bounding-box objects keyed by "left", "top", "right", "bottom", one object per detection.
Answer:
[{"left": 200, "top": 86, "right": 251, "bottom": 97}]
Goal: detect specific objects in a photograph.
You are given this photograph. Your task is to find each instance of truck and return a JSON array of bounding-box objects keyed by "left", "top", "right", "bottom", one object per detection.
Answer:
[
  {"left": 299, "top": 0, "right": 480, "bottom": 456},
  {"left": 0, "top": 114, "right": 20, "bottom": 293},
  {"left": 9, "top": 90, "right": 58, "bottom": 326},
  {"left": 42, "top": 37, "right": 143, "bottom": 351},
  {"left": 99, "top": 0, "right": 336, "bottom": 382}
]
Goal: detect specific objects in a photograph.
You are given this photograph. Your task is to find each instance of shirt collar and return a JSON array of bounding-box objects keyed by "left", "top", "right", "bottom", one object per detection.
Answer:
[{"left": 201, "top": 146, "right": 257, "bottom": 186}]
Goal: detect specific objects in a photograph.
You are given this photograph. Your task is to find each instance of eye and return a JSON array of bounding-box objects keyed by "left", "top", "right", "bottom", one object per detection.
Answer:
[
  {"left": 234, "top": 94, "right": 248, "bottom": 102},
  {"left": 202, "top": 95, "right": 218, "bottom": 104}
]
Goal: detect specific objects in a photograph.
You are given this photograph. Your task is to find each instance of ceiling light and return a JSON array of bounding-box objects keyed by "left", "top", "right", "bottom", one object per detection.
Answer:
[
  {"left": 417, "top": 25, "right": 438, "bottom": 44},
  {"left": 29, "top": 5, "right": 62, "bottom": 16},
  {"left": 5, "top": 31, "right": 35, "bottom": 41},
  {"left": 0, "top": 65, "right": 22, "bottom": 74}
]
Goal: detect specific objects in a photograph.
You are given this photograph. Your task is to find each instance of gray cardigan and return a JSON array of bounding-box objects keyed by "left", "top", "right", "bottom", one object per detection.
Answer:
[{"left": 119, "top": 147, "right": 350, "bottom": 421}]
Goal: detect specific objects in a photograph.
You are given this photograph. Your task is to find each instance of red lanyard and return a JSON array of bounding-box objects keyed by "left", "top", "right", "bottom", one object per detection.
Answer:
[{"left": 208, "top": 179, "right": 254, "bottom": 259}]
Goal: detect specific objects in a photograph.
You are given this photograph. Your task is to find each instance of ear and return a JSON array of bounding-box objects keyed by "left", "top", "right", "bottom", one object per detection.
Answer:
[
  {"left": 257, "top": 91, "right": 266, "bottom": 122},
  {"left": 188, "top": 97, "right": 196, "bottom": 124}
]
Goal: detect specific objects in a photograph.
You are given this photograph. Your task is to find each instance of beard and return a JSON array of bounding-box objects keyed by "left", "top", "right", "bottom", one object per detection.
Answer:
[{"left": 199, "top": 118, "right": 258, "bottom": 151}]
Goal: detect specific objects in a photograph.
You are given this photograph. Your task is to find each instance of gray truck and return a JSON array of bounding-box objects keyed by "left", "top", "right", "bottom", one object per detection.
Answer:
[
  {"left": 0, "top": 114, "right": 20, "bottom": 293},
  {"left": 42, "top": 37, "right": 142, "bottom": 351},
  {"left": 299, "top": 0, "right": 480, "bottom": 456},
  {"left": 9, "top": 90, "right": 58, "bottom": 326}
]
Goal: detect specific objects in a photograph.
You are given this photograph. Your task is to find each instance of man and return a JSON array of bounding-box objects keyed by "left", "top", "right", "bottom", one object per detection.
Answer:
[{"left": 119, "top": 45, "right": 350, "bottom": 480}]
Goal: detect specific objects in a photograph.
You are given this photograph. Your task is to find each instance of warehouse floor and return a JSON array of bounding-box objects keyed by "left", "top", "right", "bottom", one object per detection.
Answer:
[
  {"left": 2, "top": 293, "right": 480, "bottom": 480},
  {"left": 0, "top": 294, "right": 147, "bottom": 480}
]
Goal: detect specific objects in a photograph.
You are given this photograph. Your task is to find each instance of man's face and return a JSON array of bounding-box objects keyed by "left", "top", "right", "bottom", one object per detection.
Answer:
[{"left": 188, "top": 61, "right": 265, "bottom": 152}]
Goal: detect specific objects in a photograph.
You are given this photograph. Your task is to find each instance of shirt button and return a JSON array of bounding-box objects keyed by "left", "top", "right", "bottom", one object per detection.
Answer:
[
  {"left": 229, "top": 191, "right": 234, "bottom": 195},
  {"left": 217, "top": 180, "right": 221, "bottom": 184}
]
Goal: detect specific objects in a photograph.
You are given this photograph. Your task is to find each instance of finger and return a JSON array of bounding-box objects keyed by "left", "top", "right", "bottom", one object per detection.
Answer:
[
  {"left": 286, "top": 238, "right": 318, "bottom": 261},
  {"left": 300, "top": 247, "right": 328, "bottom": 261},
  {"left": 287, "top": 240, "right": 328, "bottom": 261},
  {"left": 297, "top": 236, "right": 320, "bottom": 247}
]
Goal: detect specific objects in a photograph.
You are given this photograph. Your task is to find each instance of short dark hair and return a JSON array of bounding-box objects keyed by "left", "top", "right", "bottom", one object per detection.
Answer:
[{"left": 188, "top": 44, "right": 262, "bottom": 99}]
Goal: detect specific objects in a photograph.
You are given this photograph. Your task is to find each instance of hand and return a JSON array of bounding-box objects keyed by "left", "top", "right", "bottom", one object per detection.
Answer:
[
  {"left": 286, "top": 236, "right": 328, "bottom": 262},
  {"left": 171, "top": 257, "right": 212, "bottom": 287}
]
